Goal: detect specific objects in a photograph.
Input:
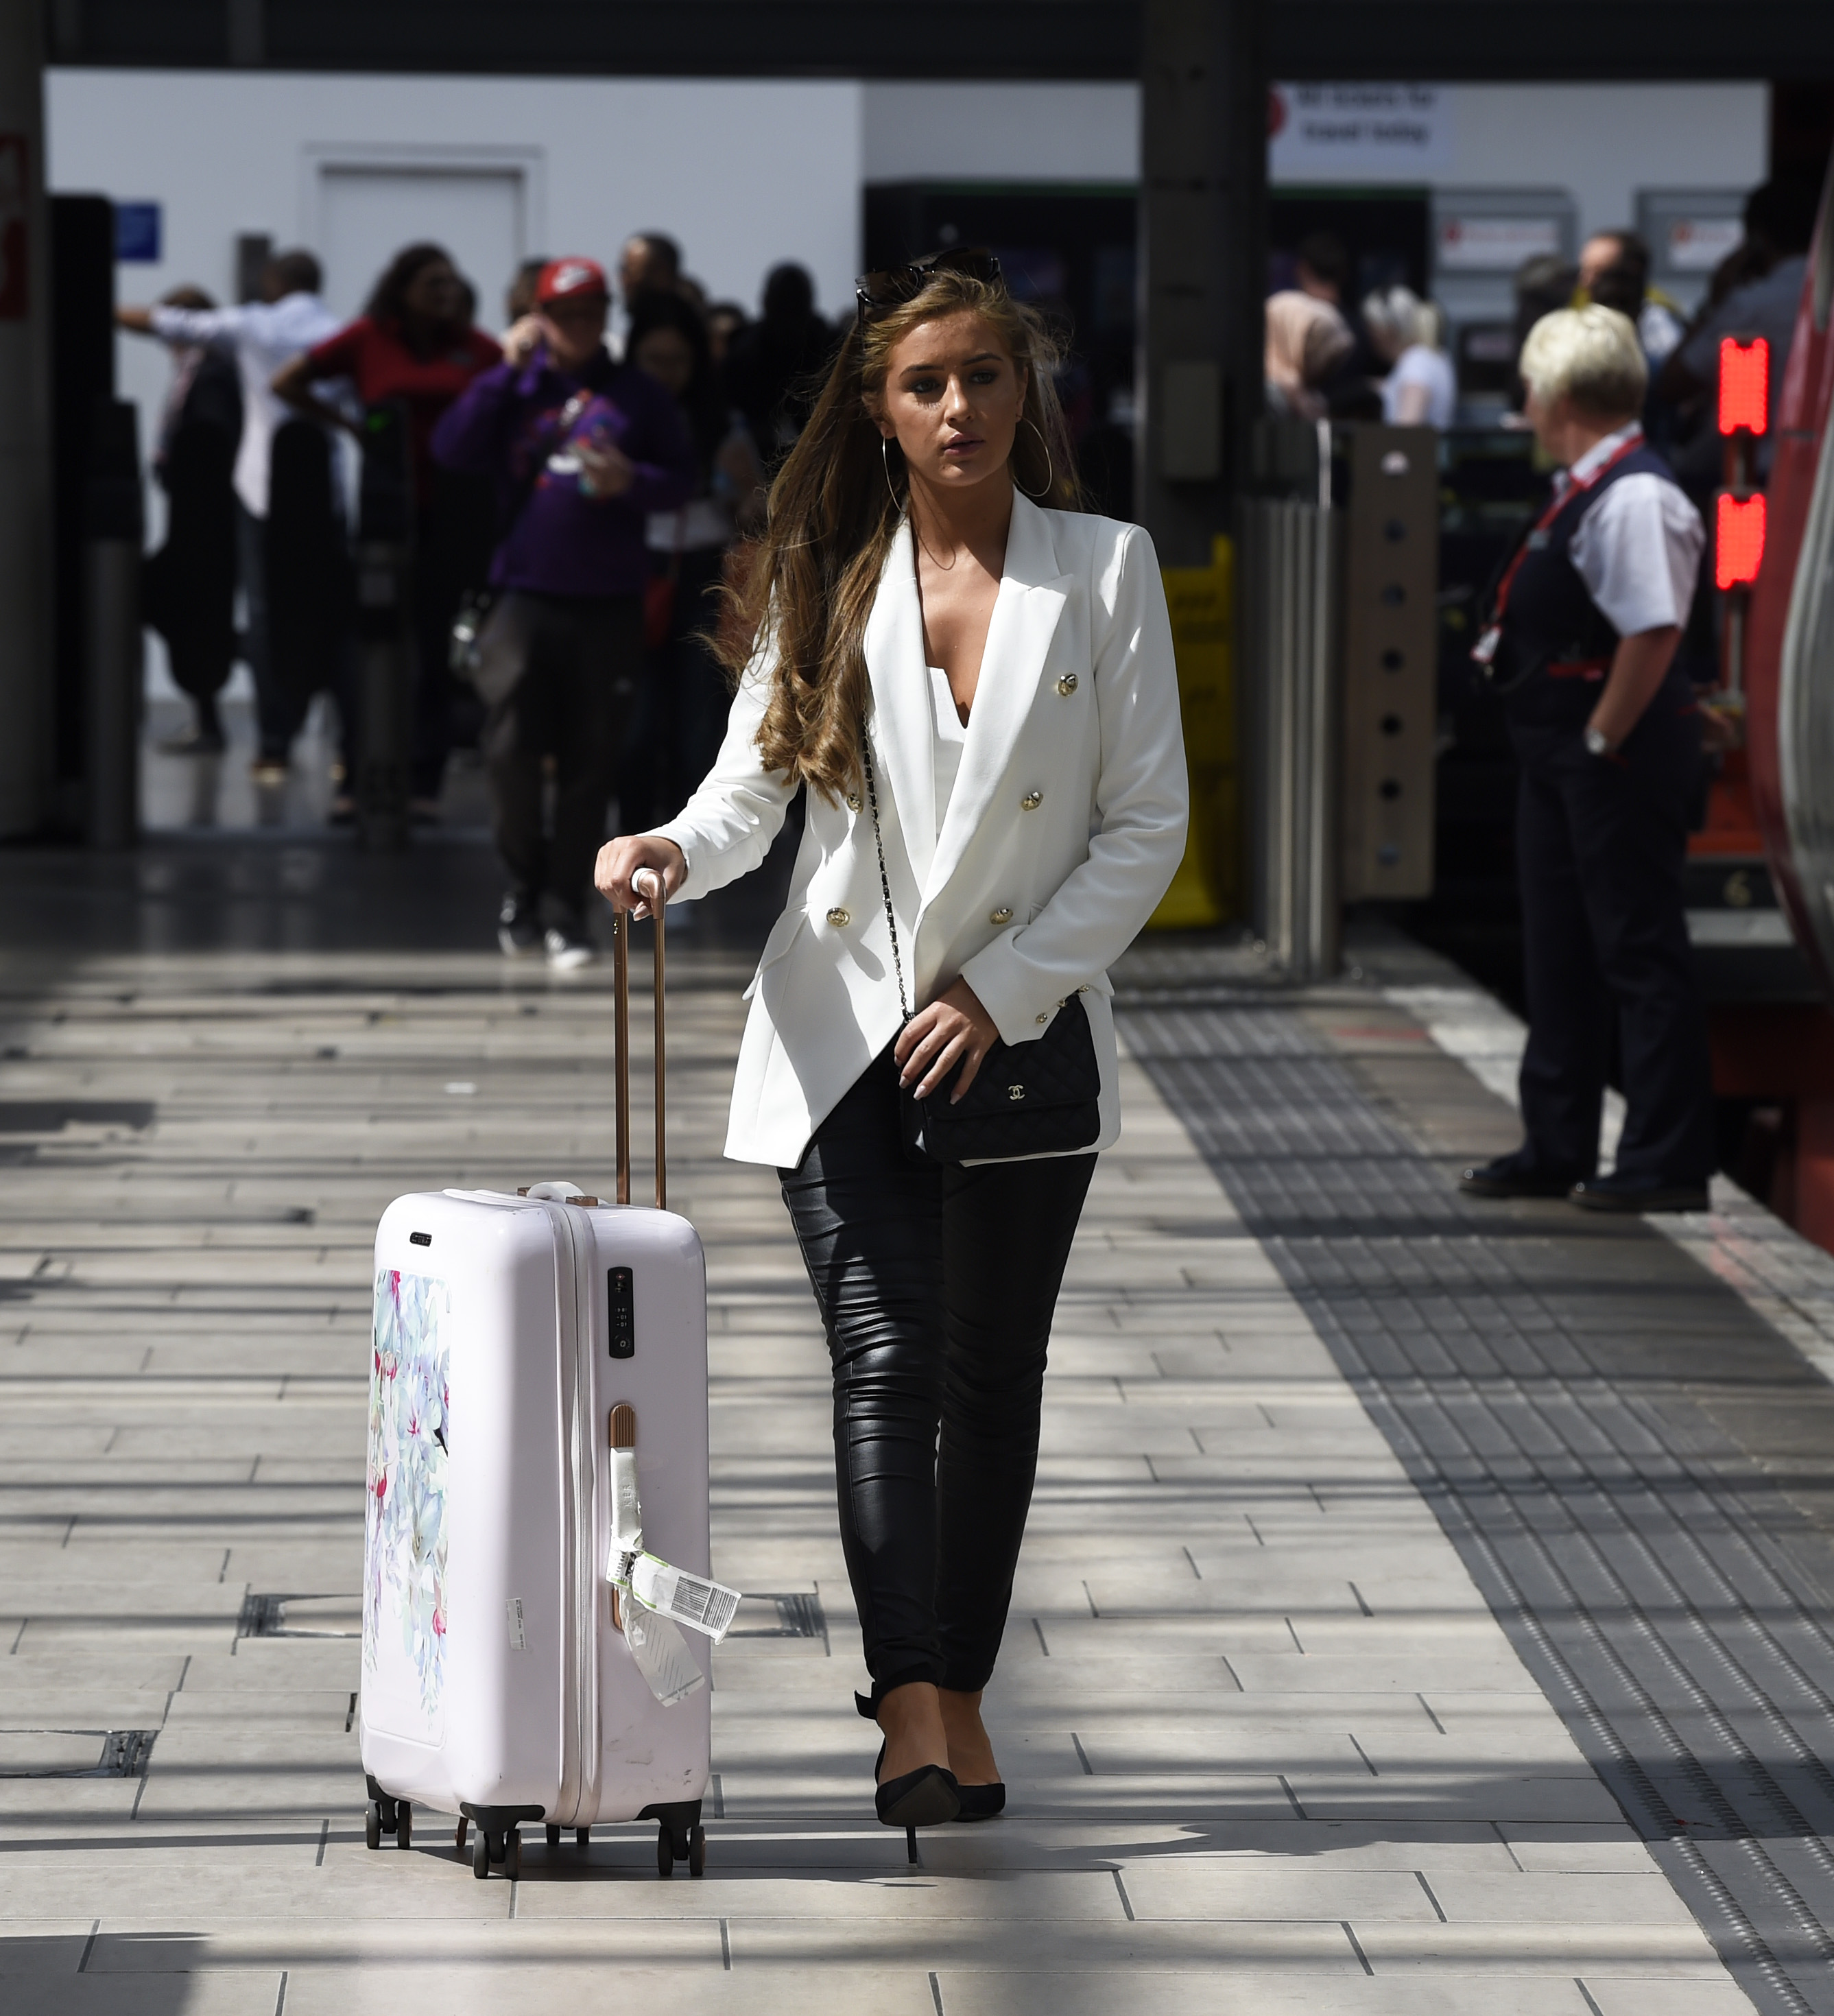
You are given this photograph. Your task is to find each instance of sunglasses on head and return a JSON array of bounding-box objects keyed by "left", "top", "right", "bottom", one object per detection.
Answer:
[{"left": 854, "top": 247, "right": 1003, "bottom": 331}]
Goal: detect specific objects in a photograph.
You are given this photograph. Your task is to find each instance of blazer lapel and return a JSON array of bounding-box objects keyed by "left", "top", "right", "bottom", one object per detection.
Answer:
[
  {"left": 862, "top": 521, "right": 937, "bottom": 895},
  {"left": 922, "top": 493, "right": 1072, "bottom": 908}
]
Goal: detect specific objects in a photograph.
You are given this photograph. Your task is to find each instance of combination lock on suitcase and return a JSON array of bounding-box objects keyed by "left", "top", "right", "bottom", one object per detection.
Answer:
[{"left": 359, "top": 876, "right": 733, "bottom": 1879}]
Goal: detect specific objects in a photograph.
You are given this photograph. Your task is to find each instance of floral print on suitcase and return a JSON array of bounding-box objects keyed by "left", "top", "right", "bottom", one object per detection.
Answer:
[{"left": 365, "top": 1268, "right": 451, "bottom": 1722}]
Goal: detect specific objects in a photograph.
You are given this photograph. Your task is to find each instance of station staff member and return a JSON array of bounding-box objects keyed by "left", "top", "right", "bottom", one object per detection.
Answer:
[{"left": 1461, "top": 305, "right": 1713, "bottom": 1213}]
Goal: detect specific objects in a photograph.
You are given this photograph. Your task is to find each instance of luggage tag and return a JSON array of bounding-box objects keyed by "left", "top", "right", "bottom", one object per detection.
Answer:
[
  {"left": 624, "top": 1552, "right": 741, "bottom": 1641},
  {"left": 619, "top": 1596, "right": 705, "bottom": 1708},
  {"left": 606, "top": 1404, "right": 741, "bottom": 1705}
]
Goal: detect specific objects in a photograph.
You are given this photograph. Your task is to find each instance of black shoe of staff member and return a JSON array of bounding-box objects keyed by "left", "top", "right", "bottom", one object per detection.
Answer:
[
  {"left": 1459, "top": 1152, "right": 1589, "bottom": 1200},
  {"left": 1569, "top": 1173, "right": 1711, "bottom": 1215}
]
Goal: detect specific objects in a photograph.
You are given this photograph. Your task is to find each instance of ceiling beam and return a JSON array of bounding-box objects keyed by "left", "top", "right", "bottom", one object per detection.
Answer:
[{"left": 45, "top": 0, "right": 1834, "bottom": 80}]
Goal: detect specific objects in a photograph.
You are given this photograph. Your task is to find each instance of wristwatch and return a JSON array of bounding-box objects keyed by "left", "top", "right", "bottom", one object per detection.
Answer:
[{"left": 1584, "top": 726, "right": 1614, "bottom": 758}]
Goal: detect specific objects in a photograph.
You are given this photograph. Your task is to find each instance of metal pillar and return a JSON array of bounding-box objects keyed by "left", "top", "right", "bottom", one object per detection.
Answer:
[
  {"left": 1242, "top": 420, "right": 1339, "bottom": 979},
  {"left": 1136, "top": 0, "right": 1266, "bottom": 565},
  {"left": 0, "top": 0, "right": 52, "bottom": 835}
]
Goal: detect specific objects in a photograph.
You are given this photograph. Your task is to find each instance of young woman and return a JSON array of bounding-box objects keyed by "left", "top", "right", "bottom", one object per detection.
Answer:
[{"left": 595, "top": 251, "right": 1187, "bottom": 1838}]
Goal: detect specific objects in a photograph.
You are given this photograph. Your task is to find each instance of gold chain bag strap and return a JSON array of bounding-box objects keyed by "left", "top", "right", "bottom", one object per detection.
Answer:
[{"left": 860, "top": 733, "right": 1100, "bottom": 1165}]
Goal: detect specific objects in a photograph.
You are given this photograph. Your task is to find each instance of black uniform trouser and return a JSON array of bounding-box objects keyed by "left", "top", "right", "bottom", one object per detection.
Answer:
[
  {"left": 779, "top": 1045, "right": 1096, "bottom": 1705},
  {"left": 481, "top": 591, "right": 641, "bottom": 924},
  {"left": 1510, "top": 704, "right": 1713, "bottom": 1185}
]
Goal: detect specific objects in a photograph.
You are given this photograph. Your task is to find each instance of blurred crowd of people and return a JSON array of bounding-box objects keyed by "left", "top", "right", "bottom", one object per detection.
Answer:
[
  {"left": 1263, "top": 174, "right": 1820, "bottom": 458},
  {"left": 120, "top": 230, "right": 843, "bottom": 966}
]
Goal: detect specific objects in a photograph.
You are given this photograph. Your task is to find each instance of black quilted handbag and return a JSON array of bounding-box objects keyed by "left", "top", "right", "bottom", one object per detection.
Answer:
[{"left": 861, "top": 737, "right": 1101, "bottom": 1166}]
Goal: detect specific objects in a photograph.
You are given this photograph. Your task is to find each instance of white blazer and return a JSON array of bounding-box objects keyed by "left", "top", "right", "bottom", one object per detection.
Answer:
[{"left": 652, "top": 493, "right": 1189, "bottom": 1168}]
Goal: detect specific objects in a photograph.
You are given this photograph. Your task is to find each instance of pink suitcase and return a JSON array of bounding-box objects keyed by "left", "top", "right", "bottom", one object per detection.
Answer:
[{"left": 359, "top": 896, "right": 722, "bottom": 1879}]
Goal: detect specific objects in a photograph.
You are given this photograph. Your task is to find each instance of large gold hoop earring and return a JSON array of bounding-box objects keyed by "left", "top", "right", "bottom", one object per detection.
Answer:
[
  {"left": 1014, "top": 416, "right": 1053, "bottom": 501},
  {"left": 882, "top": 436, "right": 905, "bottom": 512}
]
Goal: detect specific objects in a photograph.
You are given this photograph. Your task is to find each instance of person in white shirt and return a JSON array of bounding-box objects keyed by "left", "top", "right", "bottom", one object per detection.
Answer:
[
  {"left": 1460, "top": 305, "right": 1713, "bottom": 1214},
  {"left": 120, "top": 250, "right": 340, "bottom": 779},
  {"left": 1362, "top": 286, "right": 1457, "bottom": 429},
  {"left": 595, "top": 249, "right": 1187, "bottom": 1847}
]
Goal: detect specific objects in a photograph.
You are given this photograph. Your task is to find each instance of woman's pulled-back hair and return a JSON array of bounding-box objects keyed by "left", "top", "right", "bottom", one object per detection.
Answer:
[{"left": 716, "top": 264, "right": 1081, "bottom": 803}]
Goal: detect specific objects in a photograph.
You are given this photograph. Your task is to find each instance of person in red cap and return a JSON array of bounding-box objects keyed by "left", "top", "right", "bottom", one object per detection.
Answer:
[{"left": 431, "top": 254, "right": 696, "bottom": 968}]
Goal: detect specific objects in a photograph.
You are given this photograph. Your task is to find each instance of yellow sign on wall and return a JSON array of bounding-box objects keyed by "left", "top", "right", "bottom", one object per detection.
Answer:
[{"left": 1147, "top": 535, "right": 1236, "bottom": 929}]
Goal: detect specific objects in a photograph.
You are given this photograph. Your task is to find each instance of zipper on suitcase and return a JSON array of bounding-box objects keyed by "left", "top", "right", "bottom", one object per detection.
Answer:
[{"left": 547, "top": 1200, "right": 601, "bottom": 1827}]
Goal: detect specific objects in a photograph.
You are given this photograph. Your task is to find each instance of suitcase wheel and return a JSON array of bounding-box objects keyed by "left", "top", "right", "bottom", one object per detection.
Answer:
[
  {"left": 546, "top": 1823, "right": 562, "bottom": 1848},
  {"left": 365, "top": 1801, "right": 381, "bottom": 1852},
  {"left": 395, "top": 1801, "right": 412, "bottom": 1851},
  {"left": 577, "top": 1827, "right": 591, "bottom": 1849},
  {"left": 469, "top": 1822, "right": 521, "bottom": 1879},
  {"left": 654, "top": 1819, "right": 706, "bottom": 1878},
  {"left": 455, "top": 1816, "right": 469, "bottom": 1854}
]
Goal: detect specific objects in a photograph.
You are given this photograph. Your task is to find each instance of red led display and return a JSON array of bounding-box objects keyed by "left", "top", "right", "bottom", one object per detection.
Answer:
[
  {"left": 1715, "top": 491, "right": 1766, "bottom": 590},
  {"left": 1718, "top": 337, "right": 1770, "bottom": 436}
]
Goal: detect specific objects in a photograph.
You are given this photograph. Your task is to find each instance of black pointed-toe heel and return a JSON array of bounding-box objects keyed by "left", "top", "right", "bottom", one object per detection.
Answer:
[
  {"left": 952, "top": 1780, "right": 1005, "bottom": 1822},
  {"left": 874, "top": 1740, "right": 960, "bottom": 1862}
]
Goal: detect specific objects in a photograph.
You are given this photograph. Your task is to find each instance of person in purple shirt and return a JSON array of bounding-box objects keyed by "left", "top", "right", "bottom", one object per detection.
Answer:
[{"left": 433, "top": 256, "right": 695, "bottom": 968}]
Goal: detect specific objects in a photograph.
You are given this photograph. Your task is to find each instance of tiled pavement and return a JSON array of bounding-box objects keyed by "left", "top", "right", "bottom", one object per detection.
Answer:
[{"left": 0, "top": 873, "right": 1773, "bottom": 2015}]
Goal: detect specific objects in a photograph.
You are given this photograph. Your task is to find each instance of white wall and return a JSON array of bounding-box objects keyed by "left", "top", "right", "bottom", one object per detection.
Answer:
[
  {"left": 47, "top": 67, "right": 865, "bottom": 347},
  {"left": 861, "top": 81, "right": 1139, "bottom": 183}
]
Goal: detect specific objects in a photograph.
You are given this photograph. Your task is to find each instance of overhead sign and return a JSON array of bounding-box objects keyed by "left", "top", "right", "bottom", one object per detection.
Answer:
[
  {"left": 1436, "top": 215, "right": 1563, "bottom": 272},
  {"left": 1269, "top": 83, "right": 1450, "bottom": 178}
]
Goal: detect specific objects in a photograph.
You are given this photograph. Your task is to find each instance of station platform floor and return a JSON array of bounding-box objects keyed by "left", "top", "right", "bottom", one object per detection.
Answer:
[{"left": 7, "top": 822, "right": 1834, "bottom": 2016}]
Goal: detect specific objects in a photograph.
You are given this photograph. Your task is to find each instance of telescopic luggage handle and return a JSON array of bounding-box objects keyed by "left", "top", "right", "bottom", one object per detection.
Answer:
[{"left": 611, "top": 869, "right": 667, "bottom": 1210}]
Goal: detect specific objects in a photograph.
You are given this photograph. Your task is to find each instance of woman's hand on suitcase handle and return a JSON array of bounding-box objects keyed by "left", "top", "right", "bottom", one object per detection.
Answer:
[
  {"left": 896, "top": 980, "right": 999, "bottom": 1102},
  {"left": 595, "top": 837, "right": 685, "bottom": 919}
]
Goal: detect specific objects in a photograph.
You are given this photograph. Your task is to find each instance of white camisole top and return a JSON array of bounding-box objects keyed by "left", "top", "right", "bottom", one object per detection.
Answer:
[{"left": 927, "top": 665, "right": 968, "bottom": 842}]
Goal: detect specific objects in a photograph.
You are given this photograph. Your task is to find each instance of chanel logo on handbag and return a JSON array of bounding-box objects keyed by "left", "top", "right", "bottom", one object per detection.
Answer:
[{"left": 1008, "top": 1084, "right": 1025, "bottom": 1101}]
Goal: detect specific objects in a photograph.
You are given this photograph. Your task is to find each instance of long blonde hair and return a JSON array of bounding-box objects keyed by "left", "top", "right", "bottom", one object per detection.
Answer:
[{"left": 715, "top": 266, "right": 1081, "bottom": 803}]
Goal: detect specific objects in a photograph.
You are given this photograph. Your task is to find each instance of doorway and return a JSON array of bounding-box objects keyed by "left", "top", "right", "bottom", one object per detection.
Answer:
[{"left": 313, "top": 160, "right": 534, "bottom": 327}]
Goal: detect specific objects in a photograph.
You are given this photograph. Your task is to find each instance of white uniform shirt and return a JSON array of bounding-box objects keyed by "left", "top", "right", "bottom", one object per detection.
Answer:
[
  {"left": 1559, "top": 423, "right": 1704, "bottom": 637},
  {"left": 149, "top": 291, "right": 343, "bottom": 518}
]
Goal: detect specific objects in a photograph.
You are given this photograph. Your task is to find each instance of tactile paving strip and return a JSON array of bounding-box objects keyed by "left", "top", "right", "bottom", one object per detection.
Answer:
[{"left": 1118, "top": 989, "right": 1834, "bottom": 2016}]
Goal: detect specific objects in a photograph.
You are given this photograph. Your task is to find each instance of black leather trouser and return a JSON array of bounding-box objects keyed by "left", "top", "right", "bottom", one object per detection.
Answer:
[
  {"left": 1510, "top": 699, "right": 1713, "bottom": 1185},
  {"left": 779, "top": 1044, "right": 1096, "bottom": 1703}
]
